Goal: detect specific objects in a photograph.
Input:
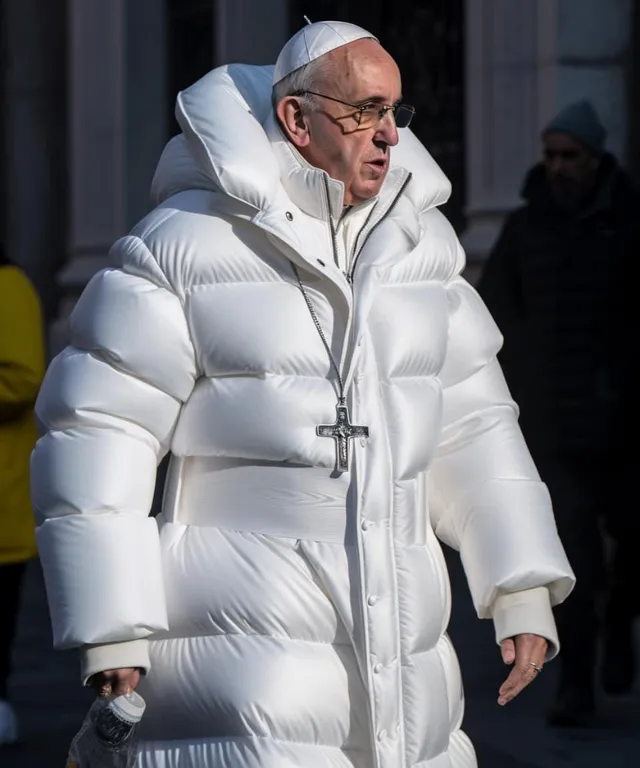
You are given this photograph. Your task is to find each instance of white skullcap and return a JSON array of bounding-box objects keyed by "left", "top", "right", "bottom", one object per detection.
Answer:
[{"left": 273, "top": 20, "right": 378, "bottom": 85}]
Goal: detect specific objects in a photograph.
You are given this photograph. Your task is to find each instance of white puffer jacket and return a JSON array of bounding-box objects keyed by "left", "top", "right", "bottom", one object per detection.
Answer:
[{"left": 31, "top": 65, "right": 574, "bottom": 768}]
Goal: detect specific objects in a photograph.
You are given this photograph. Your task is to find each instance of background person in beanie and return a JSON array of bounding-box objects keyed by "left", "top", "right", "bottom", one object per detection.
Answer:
[
  {"left": 0, "top": 245, "right": 45, "bottom": 745},
  {"left": 477, "top": 100, "right": 635, "bottom": 727}
]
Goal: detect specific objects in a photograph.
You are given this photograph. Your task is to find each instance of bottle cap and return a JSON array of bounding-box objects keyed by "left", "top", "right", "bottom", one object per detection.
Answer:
[{"left": 108, "top": 691, "right": 146, "bottom": 724}]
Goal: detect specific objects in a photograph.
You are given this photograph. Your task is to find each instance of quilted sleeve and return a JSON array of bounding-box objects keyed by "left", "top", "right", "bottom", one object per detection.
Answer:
[
  {"left": 427, "top": 274, "right": 575, "bottom": 619},
  {"left": 31, "top": 236, "right": 197, "bottom": 650}
]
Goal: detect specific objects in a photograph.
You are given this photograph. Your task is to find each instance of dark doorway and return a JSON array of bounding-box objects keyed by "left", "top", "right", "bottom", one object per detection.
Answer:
[
  {"left": 288, "top": 1, "right": 466, "bottom": 232},
  {"left": 166, "top": 0, "right": 215, "bottom": 135}
]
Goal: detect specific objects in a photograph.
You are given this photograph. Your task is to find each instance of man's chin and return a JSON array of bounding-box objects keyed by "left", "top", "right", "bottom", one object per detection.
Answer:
[{"left": 350, "top": 179, "right": 385, "bottom": 205}]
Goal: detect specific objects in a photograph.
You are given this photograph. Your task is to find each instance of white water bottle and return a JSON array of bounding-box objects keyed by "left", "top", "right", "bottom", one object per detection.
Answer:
[{"left": 65, "top": 691, "right": 146, "bottom": 768}]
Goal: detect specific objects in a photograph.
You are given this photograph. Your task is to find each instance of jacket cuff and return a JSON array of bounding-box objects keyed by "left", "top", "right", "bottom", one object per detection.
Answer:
[
  {"left": 80, "top": 638, "right": 151, "bottom": 686},
  {"left": 491, "top": 586, "right": 559, "bottom": 660}
]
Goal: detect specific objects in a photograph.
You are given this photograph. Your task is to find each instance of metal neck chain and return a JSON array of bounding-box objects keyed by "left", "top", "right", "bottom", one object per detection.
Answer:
[{"left": 292, "top": 265, "right": 345, "bottom": 405}]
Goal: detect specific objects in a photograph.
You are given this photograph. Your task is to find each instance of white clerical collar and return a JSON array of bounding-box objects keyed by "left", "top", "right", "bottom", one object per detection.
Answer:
[{"left": 265, "top": 110, "right": 359, "bottom": 222}]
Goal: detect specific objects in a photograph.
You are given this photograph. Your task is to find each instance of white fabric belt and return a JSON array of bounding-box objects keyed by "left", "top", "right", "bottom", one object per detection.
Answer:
[{"left": 166, "top": 457, "right": 354, "bottom": 545}]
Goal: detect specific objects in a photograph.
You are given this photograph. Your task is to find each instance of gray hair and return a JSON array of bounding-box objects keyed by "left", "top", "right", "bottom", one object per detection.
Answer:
[{"left": 271, "top": 58, "right": 327, "bottom": 111}]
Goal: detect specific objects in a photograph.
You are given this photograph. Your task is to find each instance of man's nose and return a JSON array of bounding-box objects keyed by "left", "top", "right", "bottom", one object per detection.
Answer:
[{"left": 377, "top": 111, "right": 399, "bottom": 147}]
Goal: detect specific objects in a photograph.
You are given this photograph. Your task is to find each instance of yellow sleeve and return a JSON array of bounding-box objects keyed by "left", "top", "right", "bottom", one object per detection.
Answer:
[{"left": 0, "top": 266, "right": 46, "bottom": 410}]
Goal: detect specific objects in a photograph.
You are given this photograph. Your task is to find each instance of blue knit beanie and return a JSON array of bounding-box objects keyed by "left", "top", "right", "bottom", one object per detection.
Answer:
[{"left": 542, "top": 100, "right": 607, "bottom": 154}]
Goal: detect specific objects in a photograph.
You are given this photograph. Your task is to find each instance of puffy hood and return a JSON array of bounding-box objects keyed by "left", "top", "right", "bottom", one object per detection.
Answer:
[{"left": 152, "top": 64, "right": 451, "bottom": 216}]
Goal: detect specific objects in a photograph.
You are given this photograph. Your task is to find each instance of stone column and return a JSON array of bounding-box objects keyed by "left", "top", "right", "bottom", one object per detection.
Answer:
[
  {"left": 215, "top": 0, "right": 289, "bottom": 66},
  {"left": 52, "top": 0, "right": 169, "bottom": 355},
  {"left": 126, "top": 0, "right": 168, "bottom": 229},
  {"left": 461, "top": 0, "right": 633, "bottom": 279},
  {"left": 52, "top": 0, "right": 128, "bottom": 355},
  {"left": 554, "top": 0, "right": 632, "bottom": 159}
]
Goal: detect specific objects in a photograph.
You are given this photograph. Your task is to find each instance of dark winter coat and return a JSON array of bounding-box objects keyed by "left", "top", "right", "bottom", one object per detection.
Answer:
[{"left": 477, "top": 154, "right": 632, "bottom": 462}]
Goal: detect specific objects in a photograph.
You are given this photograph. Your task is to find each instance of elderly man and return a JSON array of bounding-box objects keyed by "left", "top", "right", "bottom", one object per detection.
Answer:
[
  {"left": 478, "top": 101, "right": 634, "bottom": 727},
  {"left": 32, "top": 21, "right": 573, "bottom": 768}
]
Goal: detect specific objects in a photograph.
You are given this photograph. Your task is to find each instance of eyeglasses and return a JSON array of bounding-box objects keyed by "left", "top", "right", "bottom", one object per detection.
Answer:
[{"left": 298, "top": 91, "right": 416, "bottom": 129}]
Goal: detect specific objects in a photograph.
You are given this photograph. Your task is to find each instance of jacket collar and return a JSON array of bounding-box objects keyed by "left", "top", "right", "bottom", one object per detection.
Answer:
[
  {"left": 162, "top": 63, "right": 452, "bottom": 220},
  {"left": 264, "top": 112, "right": 347, "bottom": 222},
  {"left": 163, "top": 63, "right": 449, "bottom": 284}
]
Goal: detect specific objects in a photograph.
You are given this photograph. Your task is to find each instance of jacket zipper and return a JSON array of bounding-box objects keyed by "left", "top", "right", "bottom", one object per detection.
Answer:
[
  {"left": 349, "top": 204, "right": 379, "bottom": 281},
  {"left": 348, "top": 173, "right": 413, "bottom": 285},
  {"left": 321, "top": 172, "right": 413, "bottom": 375},
  {"left": 323, "top": 172, "right": 413, "bottom": 287},
  {"left": 322, "top": 175, "right": 342, "bottom": 272}
]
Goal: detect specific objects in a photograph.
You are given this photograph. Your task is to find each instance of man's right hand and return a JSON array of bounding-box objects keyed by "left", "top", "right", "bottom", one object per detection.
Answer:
[{"left": 89, "top": 668, "right": 141, "bottom": 697}]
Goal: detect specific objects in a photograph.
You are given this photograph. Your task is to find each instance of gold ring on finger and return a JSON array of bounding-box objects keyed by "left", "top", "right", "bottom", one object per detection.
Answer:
[{"left": 529, "top": 661, "right": 542, "bottom": 674}]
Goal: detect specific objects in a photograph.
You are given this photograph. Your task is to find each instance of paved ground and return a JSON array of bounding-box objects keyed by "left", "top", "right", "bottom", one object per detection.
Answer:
[
  {"left": 3, "top": 554, "right": 639, "bottom": 767},
  {"left": 3, "top": 561, "right": 90, "bottom": 766}
]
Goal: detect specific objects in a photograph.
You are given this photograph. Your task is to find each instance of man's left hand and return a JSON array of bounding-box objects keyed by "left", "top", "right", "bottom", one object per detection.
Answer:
[{"left": 498, "top": 633, "right": 547, "bottom": 706}]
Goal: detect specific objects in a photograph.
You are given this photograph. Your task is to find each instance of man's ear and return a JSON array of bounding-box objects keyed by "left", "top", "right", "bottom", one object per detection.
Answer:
[{"left": 276, "top": 97, "right": 311, "bottom": 149}]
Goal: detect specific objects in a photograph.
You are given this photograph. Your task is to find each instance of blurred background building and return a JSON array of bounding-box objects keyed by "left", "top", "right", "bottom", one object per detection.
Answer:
[{"left": 1, "top": 0, "right": 638, "bottom": 355}]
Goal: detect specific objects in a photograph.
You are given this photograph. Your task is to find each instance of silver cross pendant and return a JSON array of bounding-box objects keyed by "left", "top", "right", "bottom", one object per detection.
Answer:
[{"left": 317, "top": 402, "right": 369, "bottom": 472}]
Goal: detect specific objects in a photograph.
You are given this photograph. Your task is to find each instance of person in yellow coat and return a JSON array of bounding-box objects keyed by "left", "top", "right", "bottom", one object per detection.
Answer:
[{"left": 0, "top": 245, "right": 45, "bottom": 745}]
